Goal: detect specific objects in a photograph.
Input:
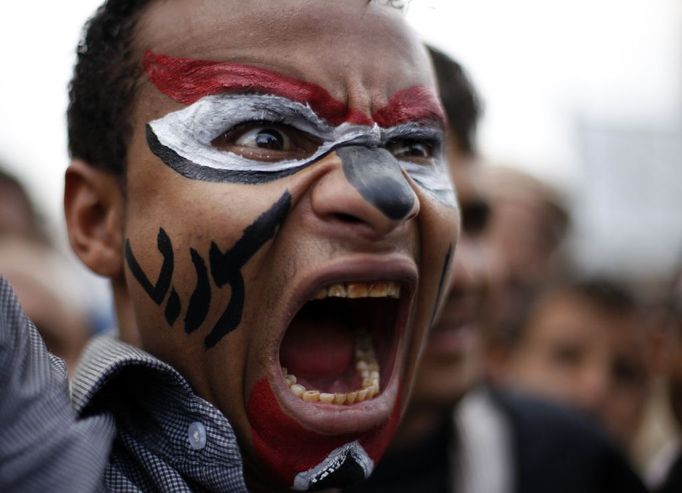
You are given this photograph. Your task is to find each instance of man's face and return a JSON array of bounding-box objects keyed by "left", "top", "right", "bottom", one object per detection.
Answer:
[
  {"left": 506, "top": 293, "right": 649, "bottom": 446},
  {"left": 120, "top": 1, "right": 458, "bottom": 490}
]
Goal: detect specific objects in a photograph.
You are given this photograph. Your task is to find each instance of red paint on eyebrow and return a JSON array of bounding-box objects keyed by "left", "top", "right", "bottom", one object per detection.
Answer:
[
  {"left": 143, "top": 50, "right": 354, "bottom": 125},
  {"left": 372, "top": 86, "right": 446, "bottom": 128},
  {"left": 143, "top": 51, "right": 443, "bottom": 128}
]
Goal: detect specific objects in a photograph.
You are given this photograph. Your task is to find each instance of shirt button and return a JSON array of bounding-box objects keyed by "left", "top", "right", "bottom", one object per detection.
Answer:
[{"left": 188, "top": 421, "right": 207, "bottom": 450}]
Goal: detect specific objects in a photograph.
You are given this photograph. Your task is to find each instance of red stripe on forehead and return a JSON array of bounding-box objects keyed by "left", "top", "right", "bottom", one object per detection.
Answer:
[
  {"left": 143, "top": 50, "right": 352, "bottom": 125},
  {"left": 143, "top": 51, "right": 443, "bottom": 128},
  {"left": 372, "top": 86, "right": 446, "bottom": 128}
]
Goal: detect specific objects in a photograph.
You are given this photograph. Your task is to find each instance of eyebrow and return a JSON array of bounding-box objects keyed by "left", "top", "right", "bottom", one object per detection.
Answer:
[
  {"left": 373, "top": 86, "right": 446, "bottom": 128},
  {"left": 143, "top": 51, "right": 445, "bottom": 127}
]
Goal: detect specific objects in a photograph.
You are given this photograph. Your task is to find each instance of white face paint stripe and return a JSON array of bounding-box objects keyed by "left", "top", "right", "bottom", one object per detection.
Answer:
[{"left": 147, "top": 93, "right": 456, "bottom": 206}]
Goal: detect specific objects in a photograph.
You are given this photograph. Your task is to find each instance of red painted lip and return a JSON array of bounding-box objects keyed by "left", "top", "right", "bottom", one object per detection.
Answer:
[{"left": 267, "top": 254, "right": 416, "bottom": 435}]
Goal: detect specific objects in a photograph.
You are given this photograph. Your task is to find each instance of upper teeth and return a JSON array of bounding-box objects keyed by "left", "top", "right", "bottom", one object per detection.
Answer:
[{"left": 314, "top": 281, "right": 400, "bottom": 300}]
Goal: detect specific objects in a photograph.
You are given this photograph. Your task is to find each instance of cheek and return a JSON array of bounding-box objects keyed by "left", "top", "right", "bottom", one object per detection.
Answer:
[{"left": 122, "top": 166, "right": 294, "bottom": 387}]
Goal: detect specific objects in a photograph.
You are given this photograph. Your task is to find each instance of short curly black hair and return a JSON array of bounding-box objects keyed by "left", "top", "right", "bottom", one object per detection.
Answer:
[
  {"left": 67, "top": 0, "right": 154, "bottom": 175},
  {"left": 67, "top": 0, "right": 410, "bottom": 176}
]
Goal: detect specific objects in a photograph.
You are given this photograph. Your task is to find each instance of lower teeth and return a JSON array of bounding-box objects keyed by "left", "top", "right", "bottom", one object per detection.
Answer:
[{"left": 283, "top": 329, "right": 380, "bottom": 405}]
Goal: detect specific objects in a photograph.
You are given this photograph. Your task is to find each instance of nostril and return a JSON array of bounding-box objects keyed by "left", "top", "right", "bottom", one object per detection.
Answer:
[{"left": 333, "top": 213, "right": 364, "bottom": 225}]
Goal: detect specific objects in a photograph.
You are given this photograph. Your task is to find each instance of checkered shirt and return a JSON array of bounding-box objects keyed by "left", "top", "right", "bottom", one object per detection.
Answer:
[
  {"left": 0, "top": 277, "right": 114, "bottom": 492},
  {"left": 71, "top": 335, "right": 249, "bottom": 492}
]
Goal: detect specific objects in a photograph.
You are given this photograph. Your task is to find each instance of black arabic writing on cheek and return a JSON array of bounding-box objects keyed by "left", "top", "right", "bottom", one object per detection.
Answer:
[
  {"left": 125, "top": 227, "right": 182, "bottom": 326},
  {"left": 124, "top": 191, "right": 292, "bottom": 349},
  {"left": 206, "top": 190, "right": 292, "bottom": 348}
]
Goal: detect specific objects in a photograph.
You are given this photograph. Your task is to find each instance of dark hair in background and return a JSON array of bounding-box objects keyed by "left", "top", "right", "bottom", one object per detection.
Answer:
[
  {"left": 426, "top": 45, "right": 482, "bottom": 157},
  {"left": 68, "top": 0, "right": 409, "bottom": 176}
]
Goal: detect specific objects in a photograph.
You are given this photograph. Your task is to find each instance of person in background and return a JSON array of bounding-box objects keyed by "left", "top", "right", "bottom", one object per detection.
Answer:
[
  {"left": 654, "top": 266, "right": 682, "bottom": 493},
  {"left": 480, "top": 165, "right": 570, "bottom": 288},
  {"left": 491, "top": 277, "right": 651, "bottom": 452},
  {"left": 0, "top": 166, "right": 91, "bottom": 375},
  {"left": 346, "top": 46, "right": 647, "bottom": 493},
  {"left": 479, "top": 165, "right": 572, "bottom": 372},
  {"left": 0, "top": 166, "right": 49, "bottom": 244},
  {"left": 0, "top": 237, "right": 90, "bottom": 377}
]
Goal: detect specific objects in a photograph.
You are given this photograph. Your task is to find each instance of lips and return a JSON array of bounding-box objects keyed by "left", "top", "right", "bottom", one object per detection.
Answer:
[{"left": 246, "top": 257, "right": 415, "bottom": 487}]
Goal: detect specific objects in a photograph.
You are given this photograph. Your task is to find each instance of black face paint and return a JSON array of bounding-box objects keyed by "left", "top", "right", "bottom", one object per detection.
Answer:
[
  {"left": 430, "top": 244, "right": 453, "bottom": 328},
  {"left": 164, "top": 288, "right": 181, "bottom": 326},
  {"left": 337, "top": 146, "right": 416, "bottom": 221},
  {"left": 125, "top": 228, "right": 174, "bottom": 305},
  {"left": 205, "top": 191, "right": 292, "bottom": 348},
  {"left": 124, "top": 193, "right": 290, "bottom": 346},
  {"left": 184, "top": 248, "right": 211, "bottom": 334}
]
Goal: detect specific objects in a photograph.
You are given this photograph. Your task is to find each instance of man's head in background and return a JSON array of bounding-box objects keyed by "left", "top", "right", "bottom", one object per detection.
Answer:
[
  {"left": 480, "top": 165, "right": 570, "bottom": 287},
  {"left": 0, "top": 237, "right": 90, "bottom": 376},
  {"left": 406, "top": 46, "right": 491, "bottom": 413},
  {"left": 494, "top": 277, "right": 650, "bottom": 449},
  {"left": 63, "top": 1, "right": 459, "bottom": 490},
  {"left": 0, "top": 166, "right": 48, "bottom": 244},
  {"left": 663, "top": 266, "right": 682, "bottom": 433}
]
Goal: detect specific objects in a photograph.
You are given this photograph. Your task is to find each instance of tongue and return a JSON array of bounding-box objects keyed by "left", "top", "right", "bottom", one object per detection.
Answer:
[{"left": 280, "top": 315, "right": 355, "bottom": 379}]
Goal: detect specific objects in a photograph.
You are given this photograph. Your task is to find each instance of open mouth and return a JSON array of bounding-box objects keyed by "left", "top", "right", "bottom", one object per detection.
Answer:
[{"left": 278, "top": 280, "right": 404, "bottom": 407}]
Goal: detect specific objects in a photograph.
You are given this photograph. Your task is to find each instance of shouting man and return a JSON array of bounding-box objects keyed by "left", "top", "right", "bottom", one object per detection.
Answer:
[{"left": 56, "top": 0, "right": 458, "bottom": 491}]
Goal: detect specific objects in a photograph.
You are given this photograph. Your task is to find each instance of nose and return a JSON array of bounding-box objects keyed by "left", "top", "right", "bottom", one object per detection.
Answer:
[
  {"left": 575, "top": 364, "right": 610, "bottom": 414},
  {"left": 310, "top": 145, "right": 419, "bottom": 238}
]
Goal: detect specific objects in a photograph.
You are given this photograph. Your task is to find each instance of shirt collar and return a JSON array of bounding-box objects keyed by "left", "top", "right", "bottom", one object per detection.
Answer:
[{"left": 72, "top": 336, "right": 248, "bottom": 490}]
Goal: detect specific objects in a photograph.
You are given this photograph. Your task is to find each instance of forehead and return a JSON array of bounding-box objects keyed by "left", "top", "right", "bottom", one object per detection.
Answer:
[{"left": 135, "top": 0, "right": 434, "bottom": 103}]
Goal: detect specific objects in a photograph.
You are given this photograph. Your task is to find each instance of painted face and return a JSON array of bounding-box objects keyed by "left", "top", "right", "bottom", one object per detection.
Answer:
[{"left": 122, "top": 1, "right": 458, "bottom": 490}]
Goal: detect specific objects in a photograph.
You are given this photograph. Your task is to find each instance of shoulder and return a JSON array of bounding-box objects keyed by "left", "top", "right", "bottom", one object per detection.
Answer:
[
  {"left": 489, "top": 386, "right": 647, "bottom": 493},
  {"left": 72, "top": 336, "right": 248, "bottom": 492}
]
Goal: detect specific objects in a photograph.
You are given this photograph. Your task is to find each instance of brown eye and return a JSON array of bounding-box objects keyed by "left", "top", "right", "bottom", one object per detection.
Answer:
[
  {"left": 212, "top": 122, "right": 321, "bottom": 162},
  {"left": 386, "top": 139, "right": 436, "bottom": 164},
  {"left": 241, "top": 127, "right": 288, "bottom": 150}
]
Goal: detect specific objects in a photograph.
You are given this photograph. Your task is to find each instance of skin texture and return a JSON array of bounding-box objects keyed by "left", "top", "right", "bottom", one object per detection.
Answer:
[
  {"left": 503, "top": 292, "right": 650, "bottom": 448},
  {"left": 64, "top": 1, "right": 458, "bottom": 491}
]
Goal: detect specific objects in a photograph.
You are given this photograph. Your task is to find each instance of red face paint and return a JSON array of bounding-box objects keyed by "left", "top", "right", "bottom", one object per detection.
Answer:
[
  {"left": 372, "top": 86, "right": 446, "bottom": 128},
  {"left": 144, "top": 51, "right": 355, "bottom": 126},
  {"left": 143, "top": 51, "right": 443, "bottom": 128},
  {"left": 246, "top": 378, "right": 401, "bottom": 487}
]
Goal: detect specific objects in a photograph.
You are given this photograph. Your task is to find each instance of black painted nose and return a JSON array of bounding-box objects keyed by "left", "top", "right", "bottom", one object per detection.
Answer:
[{"left": 336, "top": 145, "right": 417, "bottom": 221}]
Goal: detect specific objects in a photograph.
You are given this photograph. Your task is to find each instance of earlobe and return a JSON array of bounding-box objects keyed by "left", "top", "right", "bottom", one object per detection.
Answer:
[{"left": 64, "top": 160, "right": 125, "bottom": 278}]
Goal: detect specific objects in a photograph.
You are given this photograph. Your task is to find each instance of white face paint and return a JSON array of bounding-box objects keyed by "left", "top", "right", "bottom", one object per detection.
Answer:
[{"left": 146, "top": 93, "right": 456, "bottom": 207}]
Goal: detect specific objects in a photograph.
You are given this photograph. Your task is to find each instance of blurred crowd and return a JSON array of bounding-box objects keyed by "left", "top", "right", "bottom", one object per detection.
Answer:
[{"left": 0, "top": 42, "right": 680, "bottom": 493}]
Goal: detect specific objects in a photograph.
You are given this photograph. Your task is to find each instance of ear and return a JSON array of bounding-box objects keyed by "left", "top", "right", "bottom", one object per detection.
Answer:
[{"left": 64, "top": 160, "right": 125, "bottom": 278}]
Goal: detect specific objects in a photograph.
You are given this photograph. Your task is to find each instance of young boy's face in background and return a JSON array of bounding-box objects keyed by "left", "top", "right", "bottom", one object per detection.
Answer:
[{"left": 115, "top": 0, "right": 458, "bottom": 489}]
